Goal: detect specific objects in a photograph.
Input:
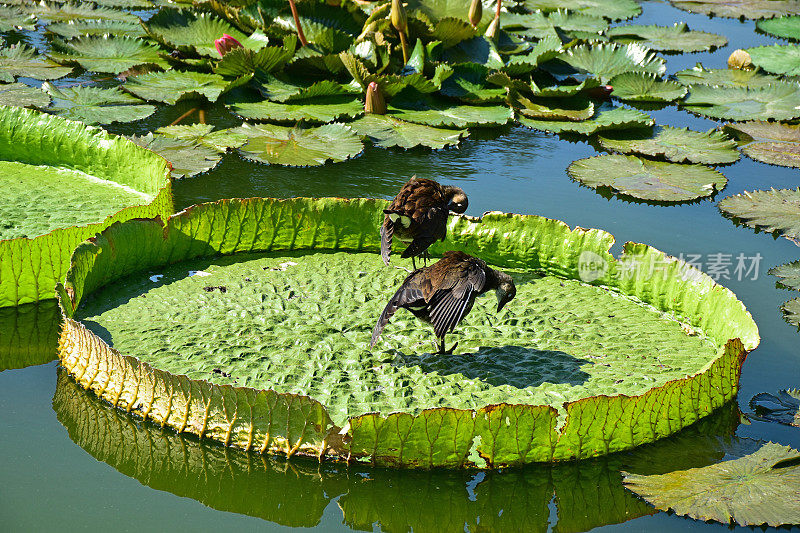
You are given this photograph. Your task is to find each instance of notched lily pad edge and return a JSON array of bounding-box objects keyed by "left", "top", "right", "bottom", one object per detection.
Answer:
[{"left": 56, "top": 197, "right": 759, "bottom": 469}]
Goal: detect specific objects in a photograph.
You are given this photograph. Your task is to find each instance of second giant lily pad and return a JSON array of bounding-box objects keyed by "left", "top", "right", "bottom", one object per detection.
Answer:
[{"left": 56, "top": 197, "right": 758, "bottom": 468}]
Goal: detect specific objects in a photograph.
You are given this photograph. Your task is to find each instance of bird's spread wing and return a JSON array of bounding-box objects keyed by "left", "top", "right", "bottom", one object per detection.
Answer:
[
  {"left": 371, "top": 274, "right": 425, "bottom": 346},
  {"left": 380, "top": 218, "right": 393, "bottom": 266},
  {"left": 400, "top": 206, "right": 448, "bottom": 259},
  {"left": 427, "top": 261, "right": 486, "bottom": 337}
]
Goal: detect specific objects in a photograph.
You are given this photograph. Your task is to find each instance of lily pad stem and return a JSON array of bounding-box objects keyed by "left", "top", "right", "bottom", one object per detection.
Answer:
[
  {"left": 287, "top": 0, "right": 308, "bottom": 47},
  {"left": 198, "top": 109, "right": 206, "bottom": 125},
  {"left": 169, "top": 107, "right": 197, "bottom": 126}
]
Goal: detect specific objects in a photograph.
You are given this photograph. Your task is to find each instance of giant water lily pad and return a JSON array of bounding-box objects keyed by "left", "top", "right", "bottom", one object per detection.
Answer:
[
  {"left": 43, "top": 83, "right": 155, "bottom": 125},
  {"left": 724, "top": 121, "right": 800, "bottom": 168},
  {"left": 598, "top": 127, "right": 739, "bottom": 165},
  {"left": 124, "top": 70, "right": 245, "bottom": 105},
  {"left": 750, "top": 389, "right": 800, "bottom": 426},
  {"left": 683, "top": 83, "right": 800, "bottom": 121},
  {"left": 746, "top": 44, "right": 800, "bottom": 76},
  {"left": 231, "top": 123, "right": 364, "bottom": 166},
  {"left": 56, "top": 197, "right": 758, "bottom": 468},
  {"left": 623, "top": 442, "right": 800, "bottom": 526},
  {"left": 757, "top": 15, "right": 800, "bottom": 41},
  {"left": 0, "top": 106, "right": 172, "bottom": 307},
  {"left": 0, "top": 43, "right": 72, "bottom": 83},
  {"left": 231, "top": 97, "right": 363, "bottom": 123},
  {"left": 349, "top": 115, "right": 467, "bottom": 149},
  {"left": 607, "top": 23, "right": 727, "bottom": 53},
  {"left": 568, "top": 155, "right": 727, "bottom": 202},
  {"left": 0, "top": 83, "right": 50, "bottom": 108},
  {"left": 718, "top": 189, "right": 800, "bottom": 240},
  {"left": 49, "top": 35, "right": 168, "bottom": 75},
  {"left": 519, "top": 107, "right": 653, "bottom": 135},
  {"left": 608, "top": 73, "right": 687, "bottom": 102}
]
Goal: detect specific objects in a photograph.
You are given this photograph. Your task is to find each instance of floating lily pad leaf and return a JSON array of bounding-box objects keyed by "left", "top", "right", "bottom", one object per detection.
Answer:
[
  {"left": 0, "top": 82, "right": 50, "bottom": 108},
  {"left": 746, "top": 45, "right": 800, "bottom": 76},
  {"left": 623, "top": 442, "right": 800, "bottom": 527},
  {"left": 129, "top": 133, "right": 222, "bottom": 178},
  {"left": 232, "top": 123, "right": 363, "bottom": 166},
  {"left": 531, "top": 77, "right": 601, "bottom": 97},
  {"left": 232, "top": 97, "right": 363, "bottom": 123},
  {"left": 442, "top": 36, "right": 505, "bottom": 69},
  {"left": 275, "top": 19, "right": 354, "bottom": 54},
  {"left": 49, "top": 36, "right": 168, "bottom": 75},
  {"left": 125, "top": 70, "right": 244, "bottom": 105},
  {"left": 155, "top": 124, "right": 247, "bottom": 153},
  {"left": 440, "top": 63, "right": 506, "bottom": 103},
  {"left": 609, "top": 72, "right": 687, "bottom": 102},
  {"left": 548, "top": 9, "right": 609, "bottom": 33},
  {"left": 43, "top": 82, "right": 155, "bottom": 125},
  {"left": 501, "top": 35, "right": 562, "bottom": 76},
  {"left": 29, "top": 2, "right": 140, "bottom": 24},
  {"left": 568, "top": 154, "right": 726, "bottom": 202},
  {"left": 0, "top": 43, "right": 72, "bottom": 83},
  {"left": 0, "top": 5, "right": 36, "bottom": 31},
  {"left": 501, "top": 10, "right": 608, "bottom": 39},
  {"left": 285, "top": 80, "right": 361, "bottom": 102},
  {"left": 782, "top": 298, "right": 800, "bottom": 327},
  {"left": 388, "top": 95, "right": 513, "bottom": 127},
  {"left": 406, "top": 0, "right": 494, "bottom": 24},
  {"left": 724, "top": 122, "right": 800, "bottom": 168},
  {"left": 432, "top": 17, "right": 476, "bottom": 48},
  {"left": 683, "top": 84, "right": 800, "bottom": 121},
  {"left": 770, "top": 261, "right": 800, "bottom": 291},
  {"left": 751, "top": 389, "right": 800, "bottom": 426},
  {"left": 669, "top": 0, "right": 800, "bottom": 19},
  {"left": 607, "top": 23, "right": 727, "bottom": 53},
  {"left": 520, "top": 107, "right": 654, "bottom": 135},
  {"left": 674, "top": 65, "right": 781, "bottom": 88},
  {"left": 757, "top": 15, "right": 800, "bottom": 41},
  {"left": 524, "top": 0, "right": 641, "bottom": 20},
  {"left": 47, "top": 20, "right": 146, "bottom": 39},
  {"left": 718, "top": 188, "right": 800, "bottom": 240},
  {"left": 349, "top": 114, "right": 466, "bottom": 149},
  {"left": 562, "top": 43, "right": 667, "bottom": 83},
  {"left": 215, "top": 46, "right": 295, "bottom": 77},
  {"left": 598, "top": 127, "right": 739, "bottom": 165},
  {"left": 512, "top": 93, "right": 595, "bottom": 121},
  {"left": 146, "top": 9, "right": 248, "bottom": 58}
]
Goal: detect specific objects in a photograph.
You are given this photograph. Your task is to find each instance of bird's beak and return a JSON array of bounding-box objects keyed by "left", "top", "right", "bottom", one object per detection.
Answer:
[{"left": 497, "top": 299, "right": 507, "bottom": 313}]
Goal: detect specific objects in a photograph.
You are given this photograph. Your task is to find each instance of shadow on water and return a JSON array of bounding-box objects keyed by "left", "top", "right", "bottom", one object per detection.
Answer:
[
  {"left": 0, "top": 300, "right": 61, "bottom": 372},
  {"left": 392, "top": 346, "right": 591, "bottom": 389},
  {"left": 53, "top": 369, "right": 750, "bottom": 532}
]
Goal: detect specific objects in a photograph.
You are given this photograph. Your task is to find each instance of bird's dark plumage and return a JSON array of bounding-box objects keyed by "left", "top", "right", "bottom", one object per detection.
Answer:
[
  {"left": 381, "top": 176, "right": 468, "bottom": 268},
  {"left": 371, "top": 251, "right": 516, "bottom": 353}
]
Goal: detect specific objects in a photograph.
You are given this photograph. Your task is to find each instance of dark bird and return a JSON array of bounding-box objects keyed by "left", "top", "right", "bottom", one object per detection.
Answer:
[
  {"left": 381, "top": 176, "right": 468, "bottom": 269},
  {"left": 371, "top": 251, "right": 516, "bottom": 354}
]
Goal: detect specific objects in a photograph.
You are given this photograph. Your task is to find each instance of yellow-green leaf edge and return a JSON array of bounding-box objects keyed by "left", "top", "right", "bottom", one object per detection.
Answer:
[
  {"left": 56, "top": 197, "right": 759, "bottom": 468},
  {"left": 0, "top": 105, "right": 173, "bottom": 308}
]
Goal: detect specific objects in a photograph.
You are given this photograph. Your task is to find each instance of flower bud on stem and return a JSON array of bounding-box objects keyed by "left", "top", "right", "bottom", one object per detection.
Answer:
[
  {"left": 391, "top": 0, "right": 410, "bottom": 63},
  {"left": 365, "top": 81, "right": 387, "bottom": 115},
  {"left": 468, "top": 0, "right": 482, "bottom": 28}
]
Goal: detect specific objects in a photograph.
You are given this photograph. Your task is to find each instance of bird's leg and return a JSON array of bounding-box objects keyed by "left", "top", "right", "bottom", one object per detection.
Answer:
[
  {"left": 411, "top": 256, "right": 417, "bottom": 270},
  {"left": 423, "top": 250, "right": 430, "bottom": 267},
  {"left": 435, "top": 336, "right": 458, "bottom": 355}
]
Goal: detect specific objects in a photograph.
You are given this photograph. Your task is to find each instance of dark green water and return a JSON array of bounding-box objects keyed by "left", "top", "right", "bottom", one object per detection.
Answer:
[{"left": 2, "top": 1, "right": 800, "bottom": 531}]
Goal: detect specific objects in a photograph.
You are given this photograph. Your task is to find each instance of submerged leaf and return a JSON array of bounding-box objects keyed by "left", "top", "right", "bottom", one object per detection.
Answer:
[
  {"left": 674, "top": 65, "right": 781, "bottom": 88},
  {"left": 232, "top": 97, "right": 364, "bottom": 123},
  {"left": 608, "top": 72, "right": 686, "bottom": 102},
  {"left": 769, "top": 261, "right": 800, "bottom": 291},
  {"left": 124, "top": 70, "right": 244, "bottom": 104},
  {"left": 49, "top": 35, "right": 168, "bottom": 75},
  {"left": 757, "top": 15, "right": 800, "bottom": 41},
  {"left": 155, "top": 124, "right": 246, "bottom": 153},
  {"left": 746, "top": 44, "right": 800, "bottom": 76},
  {"left": 519, "top": 107, "right": 653, "bottom": 135},
  {"left": 232, "top": 123, "right": 364, "bottom": 166},
  {"left": 129, "top": 133, "right": 222, "bottom": 178},
  {"left": 349, "top": 114, "right": 466, "bottom": 149},
  {"left": 683, "top": 83, "right": 800, "bottom": 121},
  {"left": 598, "top": 127, "right": 739, "bottom": 165},
  {"left": 568, "top": 154, "right": 726, "bottom": 202},
  {"left": 718, "top": 188, "right": 800, "bottom": 240},
  {"left": 44, "top": 83, "right": 155, "bottom": 125},
  {"left": 750, "top": 389, "right": 800, "bottom": 426},
  {"left": 607, "top": 23, "right": 727, "bottom": 53},
  {"left": 723, "top": 121, "right": 800, "bottom": 168},
  {"left": 562, "top": 43, "right": 666, "bottom": 83},
  {"left": 623, "top": 442, "right": 800, "bottom": 527},
  {"left": 669, "top": 0, "right": 800, "bottom": 19},
  {"left": 0, "top": 43, "right": 72, "bottom": 83},
  {"left": 0, "top": 82, "right": 50, "bottom": 108}
]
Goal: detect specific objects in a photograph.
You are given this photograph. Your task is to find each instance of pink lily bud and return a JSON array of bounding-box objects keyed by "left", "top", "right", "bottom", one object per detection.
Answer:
[
  {"left": 365, "top": 82, "right": 386, "bottom": 115},
  {"left": 214, "top": 34, "right": 243, "bottom": 57}
]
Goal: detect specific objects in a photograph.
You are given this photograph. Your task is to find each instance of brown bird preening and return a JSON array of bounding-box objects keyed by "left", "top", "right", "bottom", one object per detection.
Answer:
[
  {"left": 371, "top": 251, "right": 516, "bottom": 354},
  {"left": 381, "top": 176, "right": 468, "bottom": 269}
]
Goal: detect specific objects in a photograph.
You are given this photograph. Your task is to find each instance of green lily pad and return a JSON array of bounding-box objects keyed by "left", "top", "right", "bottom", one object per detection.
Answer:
[
  {"left": 406, "top": 0, "right": 494, "bottom": 24},
  {"left": 231, "top": 123, "right": 364, "bottom": 166},
  {"left": 129, "top": 133, "right": 222, "bottom": 178},
  {"left": 388, "top": 93, "right": 513, "bottom": 127},
  {"left": 501, "top": 34, "right": 563, "bottom": 76},
  {"left": 608, "top": 72, "right": 687, "bottom": 102},
  {"left": 769, "top": 261, "right": 800, "bottom": 291},
  {"left": 0, "top": 5, "right": 36, "bottom": 31},
  {"left": 28, "top": 2, "right": 140, "bottom": 24},
  {"left": 0, "top": 301, "right": 60, "bottom": 371},
  {"left": 43, "top": 82, "right": 155, "bottom": 125},
  {"left": 623, "top": 442, "right": 800, "bottom": 526},
  {"left": 349, "top": 114, "right": 467, "bottom": 149},
  {"left": 523, "top": 0, "right": 641, "bottom": 21},
  {"left": 55, "top": 197, "right": 758, "bottom": 467},
  {"left": 750, "top": 389, "right": 800, "bottom": 426},
  {"left": 93, "top": 0, "right": 153, "bottom": 7},
  {"left": 568, "top": 154, "right": 727, "bottom": 202},
  {"left": 723, "top": 121, "right": 800, "bottom": 168},
  {"left": 146, "top": 9, "right": 248, "bottom": 58},
  {"left": 440, "top": 63, "right": 507, "bottom": 103},
  {"left": 757, "top": 15, "right": 800, "bottom": 41},
  {"left": 49, "top": 35, "right": 168, "bottom": 75},
  {"left": 0, "top": 43, "right": 72, "bottom": 83},
  {"left": 0, "top": 82, "right": 50, "bottom": 108},
  {"left": 512, "top": 93, "right": 595, "bottom": 121},
  {"left": 669, "top": 0, "right": 800, "bottom": 19},
  {"left": 607, "top": 23, "right": 727, "bottom": 53},
  {"left": 155, "top": 124, "right": 246, "bottom": 153},
  {"left": 431, "top": 17, "right": 477, "bottom": 48},
  {"left": 502, "top": 10, "right": 608, "bottom": 40},
  {"left": 718, "top": 188, "right": 800, "bottom": 240},
  {"left": 782, "top": 298, "right": 800, "bottom": 327},
  {"left": 674, "top": 65, "right": 781, "bottom": 88},
  {"left": 746, "top": 44, "right": 800, "bottom": 76},
  {"left": 519, "top": 107, "right": 654, "bottom": 135},
  {"left": 530, "top": 77, "right": 602, "bottom": 98},
  {"left": 597, "top": 127, "right": 740, "bottom": 165},
  {"left": 231, "top": 97, "right": 364, "bottom": 124},
  {"left": 124, "top": 70, "right": 245, "bottom": 105},
  {"left": 215, "top": 46, "right": 296, "bottom": 78},
  {"left": 46, "top": 20, "right": 146, "bottom": 39},
  {"left": 561, "top": 43, "right": 667, "bottom": 83},
  {"left": 683, "top": 83, "right": 800, "bottom": 121}
]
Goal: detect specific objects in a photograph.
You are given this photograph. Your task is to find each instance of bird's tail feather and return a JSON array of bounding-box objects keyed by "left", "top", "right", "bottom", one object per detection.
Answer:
[
  {"left": 380, "top": 221, "right": 393, "bottom": 266},
  {"left": 371, "top": 298, "right": 399, "bottom": 346}
]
